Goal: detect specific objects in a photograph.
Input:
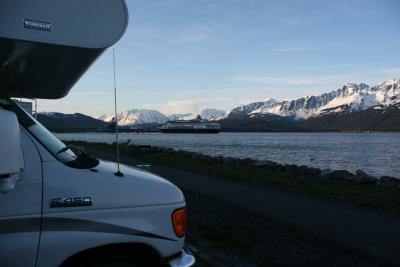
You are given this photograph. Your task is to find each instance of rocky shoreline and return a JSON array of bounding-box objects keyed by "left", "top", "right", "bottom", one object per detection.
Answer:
[{"left": 114, "top": 141, "right": 400, "bottom": 190}]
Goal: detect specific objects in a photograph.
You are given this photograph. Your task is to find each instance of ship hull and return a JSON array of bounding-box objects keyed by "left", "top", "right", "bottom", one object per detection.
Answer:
[{"left": 160, "top": 128, "right": 220, "bottom": 133}]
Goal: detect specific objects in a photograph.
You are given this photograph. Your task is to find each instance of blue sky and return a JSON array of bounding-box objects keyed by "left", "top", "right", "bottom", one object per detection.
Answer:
[{"left": 39, "top": 0, "right": 400, "bottom": 117}]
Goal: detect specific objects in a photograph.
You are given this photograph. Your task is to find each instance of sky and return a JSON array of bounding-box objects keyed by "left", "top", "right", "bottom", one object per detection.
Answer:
[{"left": 38, "top": 0, "right": 400, "bottom": 117}]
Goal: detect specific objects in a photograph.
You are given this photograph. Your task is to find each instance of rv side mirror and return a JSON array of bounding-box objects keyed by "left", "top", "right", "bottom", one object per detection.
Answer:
[{"left": 0, "top": 110, "right": 24, "bottom": 193}]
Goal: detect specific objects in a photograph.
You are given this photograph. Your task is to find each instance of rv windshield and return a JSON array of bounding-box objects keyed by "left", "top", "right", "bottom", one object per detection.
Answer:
[{"left": 0, "top": 98, "right": 99, "bottom": 169}]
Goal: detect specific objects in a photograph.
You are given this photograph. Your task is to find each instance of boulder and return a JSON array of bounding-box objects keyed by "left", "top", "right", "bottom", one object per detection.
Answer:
[
  {"left": 320, "top": 169, "right": 333, "bottom": 178},
  {"left": 309, "top": 167, "right": 322, "bottom": 176},
  {"left": 190, "top": 154, "right": 200, "bottom": 160},
  {"left": 379, "top": 176, "right": 400, "bottom": 189},
  {"left": 137, "top": 144, "right": 152, "bottom": 150},
  {"left": 288, "top": 164, "right": 299, "bottom": 172},
  {"left": 232, "top": 158, "right": 244, "bottom": 165},
  {"left": 297, "top": 165, "right": 310, "bottom": 175},
  {"left": 222, "top": 157, "right": 236, "bottom": 164},
  {"left": 201, "top": 155, "right": 213, "bottom": 162},
  {"left": 354, "top": 169, "right": 378, "bottom": 184},
  {"left": 328, "top": 170, "right": 355, "bottom": 181},
  {"left": 251, "top": 160, "right": 276, "bottom": 167},
  {"left": 300, "top": 167, "right": 321, "bottom": 178},
  {"left": 215, "top": 156, "right": 225, "bottom": 163},
  {"left": 242, "top": 158, "right": 254, "bottom": 164},
  {"left": 277, "top": 164, "right": 286, "bottom": 172},
  {"left": 121, "top": 139, "right": 131, "bottom": 145}
]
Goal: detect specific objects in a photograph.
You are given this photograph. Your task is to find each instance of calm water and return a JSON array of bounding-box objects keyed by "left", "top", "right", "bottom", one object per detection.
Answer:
[{"left": 56, "top": 132, "right": 400, "bottom": 178}]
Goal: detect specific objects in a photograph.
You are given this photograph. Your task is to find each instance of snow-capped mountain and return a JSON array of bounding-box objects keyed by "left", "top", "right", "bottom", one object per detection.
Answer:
[
  {"left": 95, "top": 79, "right": 399, "bottom": 126},
  {"left": 228, "top": 79, "right": 400, "bottom": 120},
  {"left": 167, "top": 113, "right": 195, "bottom": 121},
  {"left": 98, "top": 108, "right": 227, "bottom": 126},
  {"left": 228, "top": 98, "right": 278, "bottom": 118},
  {"left": 167, "top": 109, "right": 226, "bottom": 122},
  {"left": 98, "top": 109, "right": 168, "bottom": 126},
  {"left": 36, "top": 79, "right": 400, "bottom": 132},
  {"left": 199, "top": 108, "right": 226, "bottom": 121}
]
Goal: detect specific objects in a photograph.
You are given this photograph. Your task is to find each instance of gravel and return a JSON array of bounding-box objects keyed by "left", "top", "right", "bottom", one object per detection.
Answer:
[{"left": 184, "top": 190, "right": 393, "bottom": 267}]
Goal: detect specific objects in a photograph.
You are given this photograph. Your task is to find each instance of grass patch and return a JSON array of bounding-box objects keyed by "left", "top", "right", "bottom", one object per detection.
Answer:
[{"left": 67, "top": 141, "right": 400, "bottom": 216}]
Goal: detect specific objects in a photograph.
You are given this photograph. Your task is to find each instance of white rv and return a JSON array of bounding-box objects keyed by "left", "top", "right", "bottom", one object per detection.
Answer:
[{"left": 0, "top": 1, "right": 195, "bottom": 266}]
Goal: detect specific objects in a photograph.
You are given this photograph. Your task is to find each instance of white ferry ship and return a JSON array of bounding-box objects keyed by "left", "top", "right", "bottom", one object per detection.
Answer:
[{"left": 160, "top": 116, "right": 221, "bottom": 133}]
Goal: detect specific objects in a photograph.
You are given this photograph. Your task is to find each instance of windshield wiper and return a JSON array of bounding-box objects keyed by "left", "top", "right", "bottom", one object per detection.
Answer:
[
  {"left": 64, "top": 144, "right": 100, "bottom": 169},
  {"left": 55, "top": 146, "right": 70, "bottom": 155}
]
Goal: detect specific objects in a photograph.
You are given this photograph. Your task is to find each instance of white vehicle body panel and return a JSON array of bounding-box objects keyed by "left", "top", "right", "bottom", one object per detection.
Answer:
[
  {"left": 37, "top": 159, "right": 186, "bottom": 265},
  {"left": 0, "top": 102, "right": 192, "bottom": 266},
  {"left": 0, "top": 1, "right": 128, "bottom": 99},
  {"left": 42, "top": 161, "right": 184, "bottom": 211},
  {"left": 0, "top": 0, "right": 128, "bottom": 49},
  {"left": 0, "top": 0, "right": 195, "bottom": 265},
  {"left": 37, "top": 205, "right": 184, "bottom": 266},
  {"left": 0, "top": 128, "right": 42, "bottom": 267}
]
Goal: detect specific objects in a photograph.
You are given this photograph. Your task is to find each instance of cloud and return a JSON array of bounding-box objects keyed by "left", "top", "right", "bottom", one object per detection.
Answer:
[
  {"left": 129, "top": 23, "right": 216, "bottom": 45},
  {"left": 156, "top": 0, "right": 181, "bottom": 7},
  {"left": 383, "top": 67, "right": 400, "bottom": 75},
  {"left": 166, "top": 17, "right": 228, "bottom": 44},
  {"left": 280, "top": 18, "right": 310, "bottom": 25},
  {"left": 232, "top": 75, "right": 333, "bottom": 85},
  {"left": 200, "top": 0, "right": 232, "bottom": 10},
  {"left": 233, "top": 74, "right": 355, "bottom": 86},
  {"left": 232, "top": 68, "right": 400, "bottom": 87},
  {"left": 275, "top": 47, "right": 311, "bottom": 53},
  {"left": 167, "top": 22, "right": 216, "bottom": 44},
  {"left": 144, "top": 97, "right": 234, "bottom": 115}
]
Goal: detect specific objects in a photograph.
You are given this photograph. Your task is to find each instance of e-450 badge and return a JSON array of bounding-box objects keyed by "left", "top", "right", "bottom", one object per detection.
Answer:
[{"left": 50, "top": 197, "right": 92, "bottom": 208}]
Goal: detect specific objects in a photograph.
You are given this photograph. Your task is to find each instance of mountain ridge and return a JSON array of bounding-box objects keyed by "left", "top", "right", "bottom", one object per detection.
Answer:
[
  {"left": 37, "top": 112, "right": 108, "bottom": 131},
  {"left": 97, "top": 108, "right": 226, "bottom": 126},
  {"left": 37, "top": 79, "right": 400, "bottom": 131},
  {"left": 229, "top": 79, "right": 399, "bottom": 120},
  {"left": 97, "top": 109, "right": 168, "bottom": 126},
  {"left": 94, "top": 79, "right": 400, "bottom": 125}
]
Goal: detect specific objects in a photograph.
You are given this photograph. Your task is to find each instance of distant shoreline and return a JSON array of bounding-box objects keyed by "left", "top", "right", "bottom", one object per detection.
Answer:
[{"left": 51, "top": 129, "right": 400, "bottom": 133}]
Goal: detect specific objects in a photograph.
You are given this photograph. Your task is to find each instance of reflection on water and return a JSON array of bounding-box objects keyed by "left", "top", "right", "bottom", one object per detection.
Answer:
[{"left": 56, "top": 132, "right": 400, "bottom": 178}]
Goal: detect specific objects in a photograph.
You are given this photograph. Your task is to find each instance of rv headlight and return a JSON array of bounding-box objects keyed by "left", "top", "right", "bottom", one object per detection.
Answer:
[{"left": 171, "top": 208, "right": 187, "bottom": 238}]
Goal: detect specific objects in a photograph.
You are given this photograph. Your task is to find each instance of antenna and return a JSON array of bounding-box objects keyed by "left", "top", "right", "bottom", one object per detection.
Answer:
[{"left": 113, "top": 48, "right": 123, "bottom": 177}]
